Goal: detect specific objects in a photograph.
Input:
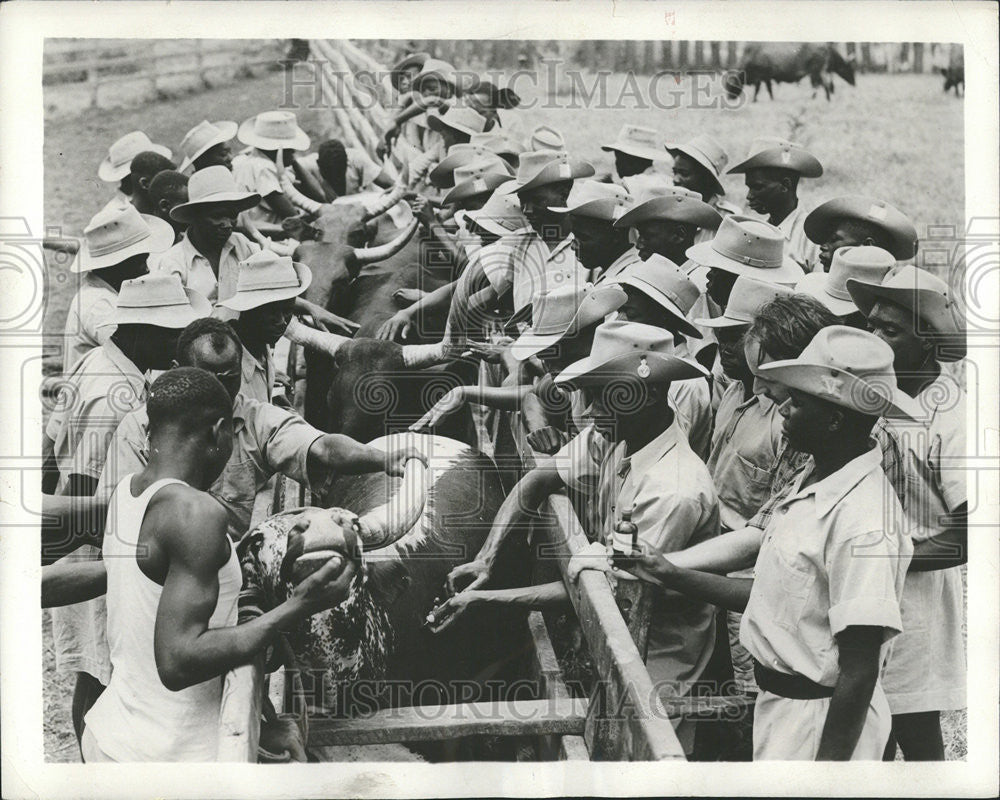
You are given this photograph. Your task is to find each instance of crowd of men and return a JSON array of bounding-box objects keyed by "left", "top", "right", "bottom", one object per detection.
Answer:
[{"left": 41, "top": 48, "right": 967, "bottom": 764}]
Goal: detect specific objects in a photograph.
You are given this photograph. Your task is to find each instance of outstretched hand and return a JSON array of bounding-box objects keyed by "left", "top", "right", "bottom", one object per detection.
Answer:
[
  {"left": 426, "top": 591, "right": 479, "bottom": 633},
  {"left": 445, "top": 559, "right": 489, "bottom": 595},
  {"left": 408, "top": 387, "right": 466, "bottom": 432},
  {"left": 375, "top": 310, "right": 414, "bottom": 342},
  {"left": 383, "top": 443, "right": 429, "bottom": 477}
]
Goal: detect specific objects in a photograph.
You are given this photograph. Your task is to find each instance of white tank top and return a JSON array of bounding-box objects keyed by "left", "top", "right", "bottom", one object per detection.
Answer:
[{"left": 84, "top": 475, "right": 242, "bottom": 762}]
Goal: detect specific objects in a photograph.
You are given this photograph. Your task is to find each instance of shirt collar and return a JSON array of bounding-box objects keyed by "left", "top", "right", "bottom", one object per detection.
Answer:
[
  {"left": 628, "top": 418, "right": 681, "bottom": 479},
  {"left": 241, "top": 343, "right": 268, "bottom": 382},
  {"left": 776, "top": 205, "right": 803, "bottom": 240},
  {"left": 101, "top": 338, "right": 146, "bottom": 385},
  {"left": 790, "top": 445, "right": 884, "bottom": 519},
  {"left": 548, "top": 233, "right": 576, "bottom": 259},
  {"left": 231, "top": 392, "right": 249, "bottom": 433}
]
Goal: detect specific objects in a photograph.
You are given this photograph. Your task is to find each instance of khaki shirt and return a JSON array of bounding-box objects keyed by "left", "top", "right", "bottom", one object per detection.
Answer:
[
  {"left": 510, "top": 232, "right": 587, "bottom": 314},
  {"left": 740, "top": 445, "right": 911, "bottom": 687},
  {"left": 97, "top": 393, "right": 322, "bottom": 541},
  {"left": 232, "top": 148, "right": 292, "bottom": 226},
  {"left": 707, "top": 381, "right": 784, "bottom": 530},
  {"left": 62, "top": 272, "right": 117, "bottom": 372},
  {"left": 556, "top": 421, "right": 720, "bottom": 689},
  {"left": 775, "top": 203, "right": 820, "bottom": 274},
  {"left": 156, "top": 230, "right": 259, "bottom": 314},
  {"left": 240, "top": 343, "right": 276, "bottom": 405},
  {"left": 668, "top": 338, "right": 713, "bottom": 462},
  {"left": 45, "top": 339, "right": 147, "bottom": 492}
]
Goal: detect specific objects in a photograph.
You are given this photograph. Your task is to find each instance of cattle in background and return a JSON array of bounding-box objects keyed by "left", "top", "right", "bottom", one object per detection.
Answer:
[
  {"left": 940, "top": 46, "right": 964, "bottom": 96},
  {"left": 726, "top": 43, "right": 857, "bottom": 102}
]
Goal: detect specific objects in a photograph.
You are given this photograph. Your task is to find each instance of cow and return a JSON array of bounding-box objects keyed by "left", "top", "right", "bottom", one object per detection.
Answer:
[
  {"left": 726, "top": 43, "right": 856, "bottom": 102},
  {"left": 237, "top": 433, "right": 525, "bottom": 723},
  {"left": 940, "top": 46, "right": 964, "bottom": 96}
]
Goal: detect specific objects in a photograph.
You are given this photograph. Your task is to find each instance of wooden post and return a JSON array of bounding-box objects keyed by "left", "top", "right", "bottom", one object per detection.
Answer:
[
  {"left": 677, "top": 40, "right": 689, "bottom": 69},
  {"left": 710, "top": 41, "right": 722, "bottom": 69},
  {"left": 913, "top": 42, "right": 925, "bottom": 73},
  {"left": 727, "top": 41, "right": 738, "bottom": 68},
  {"left": 661, "top": 41, "right": 673, "bottom": 69}
]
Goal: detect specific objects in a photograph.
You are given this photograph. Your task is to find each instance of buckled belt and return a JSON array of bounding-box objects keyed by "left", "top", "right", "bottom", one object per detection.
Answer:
[{"left": 753, "top": 659, "right": 835, "bottom": 700}]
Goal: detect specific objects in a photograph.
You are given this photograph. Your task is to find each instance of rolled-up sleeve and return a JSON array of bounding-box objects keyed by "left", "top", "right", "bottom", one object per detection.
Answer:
[
  {"left": 251, "top": 403, "right": 324, "bottom": 487},
  {"left": 827, "top": 528, "right": 904, "bottom": 641}
]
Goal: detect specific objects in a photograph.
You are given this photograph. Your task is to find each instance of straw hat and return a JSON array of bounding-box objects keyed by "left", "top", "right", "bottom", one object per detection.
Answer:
[
  {"left": 114, "top": 273, "right": 212, "bottom": 328},
  {"left": 685, "top": 215, "right": 802, "bottom": 283},
  {"left": 237, "top": 111, "right": 310, "bottom": 151},
  {"left": 727, "top": 137, "right": 823, "bottom": 178},
  {"left": 610, "top": 253, "right": 703, "bottom": 339},
  {"left": 510, "top": 282, "right": 627, "bottom": 361},
  {"left": 218, "top": 251, "right": 312, "bottom": 312},
  {"left": 75, "top": 204, "right": 174, "bottom": 273},
  {"left": 547, "top": 180, "right": 633, "bottom": 221},
  {"left": 694, "top": 274, "right": 794, "bottom": 328},
  {"left": 178, "top": 120, "right": 238, "bottom": 172},
  {"left": 98, "top": 131, "right": 173, "bottom": 183},
  {"left": 426, "top": 106, "right": 488, "bottom": 137},
  {"left": 498, "top": 150, "right": 595, "bottom": 196},
  {"left": 464, "top": 186, "right": 530, "bottom": 237},
  {"left": 795, "top": 246, "right": 895, "bottom": 316},
  {"left": 665, "top": 134, "right": 730, "bottom": 197},
  {"left": 554, "top": 320, "right": 708, "bottom": 388},
  {"left": 169, "top": 166, "right": 261, "bottom": 223},
  {"left": 757, "top": 326, "right": 921, "bottom": 419},
  {"left": 442, "top": 161, "right": 514, "bottom": 205},
  {"left": 614, "top": 186, "right": 722, "bottom": 231},
  {"left": 430, "top": 144, "right": 512, "bottom": 188},
  {"left": 601, "top": 124, "right": 667, "bottom": 163},
  {"left": 527, "top": 125, "right": 565, "bottom": 152},
  {"left": 804, "top": 196, "right": 918, "bottom": 260},
  {"left": 845, "top": 264, "right": 965, "bottom": 360}
]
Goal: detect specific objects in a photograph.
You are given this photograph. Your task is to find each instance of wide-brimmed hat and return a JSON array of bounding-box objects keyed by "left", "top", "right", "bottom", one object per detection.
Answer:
[
  {"left": 511, "top": 283, "right": 627, "bottom": 361},
  {"left": 665, "top": 134, "right": 729, "bottom": 197},
  {"left": 527, "top": 124, "right": 565, "bottom": 152},
  {"left": 218, "top": 250, "right": 312, "bottom": 312},
  {"left": 429, "top": 144, "right": 513, "bottom": 187},
  {"left": 464, "top": 186, "right": 530, "bottom": 237},
  {"left": 98, "top": 131, "right": 173, "bottom": 183},
  {"left": 389, "top": 52, "right": 430, "bottom": 91},
  {"left": 169, "top": 166, "right": 261, "bottom": 223},
  {"left": 695, "top": 274, "right": 794, "bottom": 329},
  {"left": 845, "top": 264, "right": 965, "bottom": 360},
  {"left": 442, "top": 161, "right": 514, "bottom": 205},
  {"left": 115, "top": 273, "right": 211, "bottom": 328},
  {"left": 238, "top": 111, "right": 310, "bottom": 151},
  {"left": 426, "top": 105, "right": 488, "bottom": 138},
  {"left": 685, "top": 215, "right": 802, "bottom": 283},
  {"left": 498, "top": 150, "right": 595, "bottom": 196},
  {"left": 804, "top": 196, "right": 918, "bottom": 259},
  {"left": 796, "top": 246, "right": 895, "bottom": 316},
  {"left": 548, "top": 180, "right": 633, "bottom": 221},
  {"left": 555, "top": 320, "right": 708, "bottom": 388},
  {"left": 758, "top": 326, "right": 921, "bottom": 419},
  {"left": 469, "top": 131, "right": 524, "bottom": 157},
  {"left": 75, "top": 204, "right": 175, "bottom": 273},
  {"left": 614, "top": 186, "right": 723, "bottom": 231},
  {"left": 727, "top": 137, "right": 823, "bottom": 178},
  {"left": 610, "top": 253, "right": 703, "bottom": 339},
  {"left": 471, "top": 77, "right": 521, "bottom": 110},
  {"left": 178, "top": 120, "right": 238, "bottom": 172},
  {"left": 601, "top": 124, "right": 667, "bottom": 163},
  {"left": 411, "top": 58, "right": 478, "bottom": 95}
]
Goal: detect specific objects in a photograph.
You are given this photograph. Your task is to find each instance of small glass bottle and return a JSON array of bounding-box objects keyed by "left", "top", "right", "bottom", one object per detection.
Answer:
[{"left": 611, "top": 505, "right": 639, "bottom": 556}]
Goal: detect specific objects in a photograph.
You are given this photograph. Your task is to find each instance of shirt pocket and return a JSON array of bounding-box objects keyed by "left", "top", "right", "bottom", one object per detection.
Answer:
[{"left": 768, "top": 539, "right": 816, "bottom": 634}]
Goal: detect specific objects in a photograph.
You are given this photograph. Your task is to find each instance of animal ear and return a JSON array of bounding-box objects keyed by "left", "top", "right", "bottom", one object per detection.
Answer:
[{"left": 367, "top": 560, "right": 411, "bottom": 608}]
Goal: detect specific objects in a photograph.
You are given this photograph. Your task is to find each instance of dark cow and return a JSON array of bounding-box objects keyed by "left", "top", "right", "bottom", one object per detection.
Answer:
[
  {"left": 726, "top": 43, "right": 856, "bottom": 102},
  {"left": 941, "top": 46, "right": 964, "bottom": 96},
  {"left": 238, "top": 433, "right": 524, "bottom": 719}
]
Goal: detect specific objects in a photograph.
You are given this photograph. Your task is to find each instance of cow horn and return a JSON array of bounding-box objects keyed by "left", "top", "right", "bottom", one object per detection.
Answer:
[
  {"left": 284, "top": 317, "right": 351, "bottom": 359},
  {"left": 361, "top": 184, "right": 407, "bottom": 222},
  {"left": 276, "top": 150, "right": 324, "bottom": 216},
  {"left": 352, "top": 218, "right": 419, "bottom": 266},
  {"left": 354, "top": 455, "right": 429, "bottom": 549}
]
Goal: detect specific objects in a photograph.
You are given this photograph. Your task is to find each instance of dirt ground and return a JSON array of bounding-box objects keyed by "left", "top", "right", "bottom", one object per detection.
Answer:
[{"left": 42, "top": 57, "right": 968, "bottom": 761}]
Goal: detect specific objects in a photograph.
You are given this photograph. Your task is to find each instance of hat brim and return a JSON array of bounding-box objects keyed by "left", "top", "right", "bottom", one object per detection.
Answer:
[
  {"left": 844, "top": 278, "right": 965, "bottom": 360},
  {"left": 614, "top": 200, "right": 723, "bottom": 231},
  {"left": 693, "top": 314, "right": 753, "bottom": 330},
  {"left": 727, "top": 150, "right": 823, "bottom": 178},
  {"left": 665, "top": 144, "right": 726, "bottom": 197},
  {"left": 757, "top": 360, "right": 921, "bottom": 420},
  {"left": 75, "top": 215, "right": 175, "bottom": 273},
  {"left": 389, "top": 53, "right": 431, "bottom": 90},
  {"left": 795, "top": 272, "right": 858, "bottom": 317},
  {"left": 555, "top": 351, "right": 708, "bottom": 387},
  {"left": 98, "top": 143, "right": 173, "bottom": 183},
  {"left": 511, "top": 286, "right": 627, "bottom": 361},
  {"left": 685, "top": 240, "right": 802, "bottom": 284},
  {"left": 803, "top": 198, "right": 917, "bottom": 259},
  {"left": 612, "top": 276, "right": 702, "bottom": 339},
  {"left": 499, "top": 159, "right": 596, "bottom": 196},
  {"left": 218, "top": 261, "right": 312, "bottom": 312},
  {"left": 601, "top": 142, "right": 668, "bottom": 163},
  {"left": 170, "top": 190, "right": 263, "bottom": 223},
  {"left": 442, "top": 173, "right": 513, "bottom": 205},
  {"left": 178, "top": 121, "right": 239, "bottom": 172},
  {"left": 548, "top": 198, "right": 627, "bottom": 222},
  {"left": 115, "top": 287, "right": 212, "bottom": 329},
  {"left": 237, "top": 118, "right": 310, "bottom": 151},
  {"left": 426, "top": 113, "right": 482, "bottom": 138},
  {"left": 465, "top": 207, "right": 527, "bottom": 237}
]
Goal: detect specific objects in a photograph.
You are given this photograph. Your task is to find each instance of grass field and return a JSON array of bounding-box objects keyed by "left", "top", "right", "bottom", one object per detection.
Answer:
[{"left": 42, "top": 59, "right": 966, "bottom": 762}]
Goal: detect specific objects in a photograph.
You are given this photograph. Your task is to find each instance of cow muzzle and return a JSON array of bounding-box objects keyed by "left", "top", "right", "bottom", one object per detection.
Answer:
[{"left": 279, "top": 508, "right": 361, "bottom": 586}]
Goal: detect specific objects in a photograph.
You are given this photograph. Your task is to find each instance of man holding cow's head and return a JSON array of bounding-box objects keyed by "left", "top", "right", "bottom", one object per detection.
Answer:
[
  {"left": 727, "top": 137, "right": 824, "bottom": 273},
  {"left": 803, "top": 195, "right": 918, "bottom": 273}
]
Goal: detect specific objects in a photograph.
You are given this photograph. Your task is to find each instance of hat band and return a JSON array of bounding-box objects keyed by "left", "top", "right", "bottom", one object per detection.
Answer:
[
  {"left": 120, "top": 295, "right": 189, "bottom": 310},
  {"left": 188, "top": 189, "right": 243, "bottom": 204},
  {"left": 713, "top": 240, "right": 779, "bottom": 269},
  {"left": 88, "top": 227, "right": 150, "bottom": 258},
  {"left": 239, "top": 276, "right": 300, "bottom": 292},
  {"left": 826, "top": 281, "right": 854, "bottom": 301},
  {"left": 638, "top": 279, "right": 689, "bottom": 314}
]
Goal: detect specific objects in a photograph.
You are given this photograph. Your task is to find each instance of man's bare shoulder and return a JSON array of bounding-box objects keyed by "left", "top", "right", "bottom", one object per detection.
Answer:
[{"left": 146, "top": 483, "right": 230, "bottom": 565}]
